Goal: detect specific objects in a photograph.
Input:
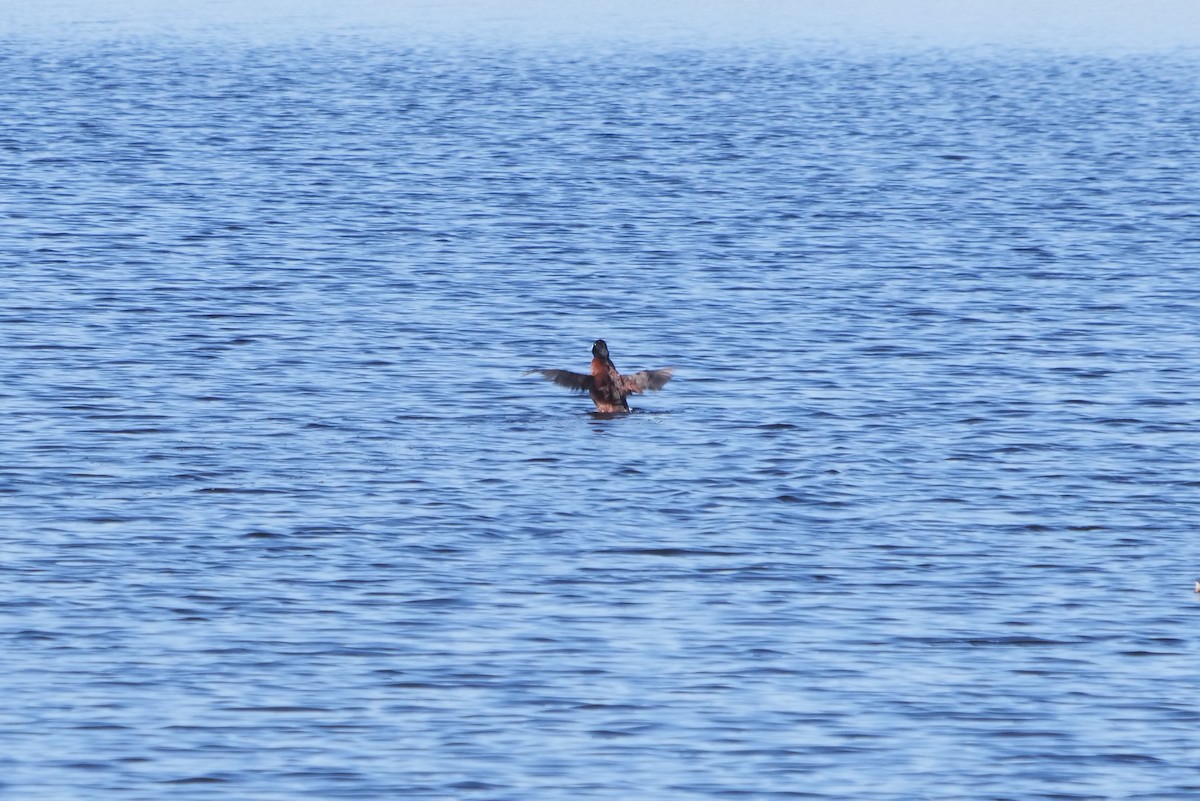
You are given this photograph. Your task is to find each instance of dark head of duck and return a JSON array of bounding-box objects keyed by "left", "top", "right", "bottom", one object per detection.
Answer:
[{"left": 592, "top": 339, "right": 612, "bottom": 365}]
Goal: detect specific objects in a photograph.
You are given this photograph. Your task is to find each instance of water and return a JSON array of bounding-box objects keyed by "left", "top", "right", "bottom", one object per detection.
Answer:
[{"left": 4, "top": 19, "right": 1200, "bottom": 801}]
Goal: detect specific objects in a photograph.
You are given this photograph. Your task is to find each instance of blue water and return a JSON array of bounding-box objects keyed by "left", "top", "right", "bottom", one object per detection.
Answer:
[{"left": 3, "top": 21, "right": 1200, "bottom": 801}]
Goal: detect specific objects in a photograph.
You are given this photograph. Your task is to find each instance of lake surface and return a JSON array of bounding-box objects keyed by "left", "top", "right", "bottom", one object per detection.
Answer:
[{"left": 3, "top": 20, "right": 1200, "bottom": 801}]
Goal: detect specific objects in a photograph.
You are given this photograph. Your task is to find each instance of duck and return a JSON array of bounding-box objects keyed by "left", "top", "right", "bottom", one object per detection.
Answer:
[{"left": 526, "top": 339, "right": 673, "bottom": 413}]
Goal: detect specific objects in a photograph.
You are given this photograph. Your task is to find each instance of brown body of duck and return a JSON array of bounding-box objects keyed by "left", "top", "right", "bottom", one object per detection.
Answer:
[{"left": 526, "top": 340, "right": 673, "bottom": 413}]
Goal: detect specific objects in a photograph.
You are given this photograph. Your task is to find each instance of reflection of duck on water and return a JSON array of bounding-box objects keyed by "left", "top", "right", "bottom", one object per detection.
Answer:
[{"left": 526, "top": 339, "right": 673, "bottom": 413}]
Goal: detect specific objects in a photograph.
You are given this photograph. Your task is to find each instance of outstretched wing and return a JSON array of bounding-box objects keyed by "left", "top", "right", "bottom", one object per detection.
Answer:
[
  {"left": 524, "top": 369, "right": 594, "bottom": 393},
  {"left": 621, "top": 367, "right": 673, "bottom": 394}
]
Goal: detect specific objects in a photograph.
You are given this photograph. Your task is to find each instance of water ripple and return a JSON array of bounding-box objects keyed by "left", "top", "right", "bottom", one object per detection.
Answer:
[{"left": 3, "top": 33, "right": 1200, "bottom": 801}]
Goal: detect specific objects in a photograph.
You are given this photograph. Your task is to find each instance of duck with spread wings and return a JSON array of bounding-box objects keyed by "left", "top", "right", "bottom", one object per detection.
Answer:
[{"left": 526, "top": 339, "right": 673, "bottom": 413}]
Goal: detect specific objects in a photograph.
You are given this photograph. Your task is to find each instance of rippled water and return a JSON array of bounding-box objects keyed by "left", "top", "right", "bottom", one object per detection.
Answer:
[{"left": 4, "top": 23, "right": 1200, "bottom": 801}]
